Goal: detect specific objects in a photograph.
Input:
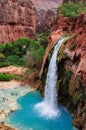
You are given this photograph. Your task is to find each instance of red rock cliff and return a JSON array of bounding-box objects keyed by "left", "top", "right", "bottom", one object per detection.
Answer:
[
  {"left": 40, "top": 12, "right": 86, "bottom": 130},
  {"left": 32, "top": 0, "right": 63, "bottom": 32},
  {"left": 0, "top": 0, "right": 36, "bottom": 43},
  {"left": 0, "top": 0, "right": 64, "bottom": 43}
]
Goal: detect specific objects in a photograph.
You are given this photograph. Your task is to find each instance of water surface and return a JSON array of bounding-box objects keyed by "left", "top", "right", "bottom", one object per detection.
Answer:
[{"left": 8, "top": 91, "right": 75, "bottom": 130}]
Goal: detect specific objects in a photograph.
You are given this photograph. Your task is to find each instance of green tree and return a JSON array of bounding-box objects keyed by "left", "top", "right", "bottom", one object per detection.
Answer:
[{"left": 58, "top": 2, "right": 86, "bottom": 18}]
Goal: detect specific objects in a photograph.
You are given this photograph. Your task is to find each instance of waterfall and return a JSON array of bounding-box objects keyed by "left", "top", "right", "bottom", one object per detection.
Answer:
[{"left": 35, "top": 37, "right": 67, "bottom": 118}]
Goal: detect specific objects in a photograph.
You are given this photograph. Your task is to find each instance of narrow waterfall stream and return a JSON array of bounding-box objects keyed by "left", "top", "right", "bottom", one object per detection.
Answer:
[
  {"left": 35, "top": 37, "right": 67, "bottom": 117},
  {"left": 44, "top": 38, "right": 67, "bottom": 110}
]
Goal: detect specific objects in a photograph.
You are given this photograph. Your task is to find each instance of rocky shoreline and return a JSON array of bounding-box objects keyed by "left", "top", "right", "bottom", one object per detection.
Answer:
[
  {"left": 0, "top": 80, "right": 34, "bottom": 130},
  {"left": 0, "top": 123, "right": 16, "bottom": 130}
]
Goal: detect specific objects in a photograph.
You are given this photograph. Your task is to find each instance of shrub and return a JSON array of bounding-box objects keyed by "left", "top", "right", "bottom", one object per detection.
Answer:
[
  {"left": 6, "top": 55, "right": 26, "bottom": 66},
  {"left": 0, "top": 38, "right": 43, "bottom": 67},
  {"left": 2, "top": 42, "right": 13, "bottom": 56},
  {"left": 1, "top": 38, "right": 42, "bottom": 56},
  {"left": 0, "top": 61, "right": 10, "bottom": 67},
  {"left": 25, "top": 43, "right": 45, "bottom": 70},
  {"left": 0, "top": 73, "right": 20, "bottom": 81},
  {"left": 58, "top": 2, "right": 86, "bottom": 18},
  {"left": 0, "top": 73, "right": 11, "bottom": 81},
  {"left": 0, "top": 44, "right": 4, "bottom": 53},
  {"left": 12, "top": 38, "right": 41, "bottom": 56},
  {"left": 0, "top": 53, "right": 5, "bottom": 61},
  {"left": 36, "top": 32, "right": 48, "bottom": 48},
  {"left": 40, "top": 36, "right": 47, "bottom": 48},
  {"left": 6, "top": 55, "right": 20, "bottom": 65}
]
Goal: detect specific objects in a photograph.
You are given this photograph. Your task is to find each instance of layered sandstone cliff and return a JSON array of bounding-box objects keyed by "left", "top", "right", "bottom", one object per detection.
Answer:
[
  {"left": 0, "top": 0, "right": 36, "bottom": 43},
  {"left": 0, "top": 0, "right": 63, "bottom": 43}
]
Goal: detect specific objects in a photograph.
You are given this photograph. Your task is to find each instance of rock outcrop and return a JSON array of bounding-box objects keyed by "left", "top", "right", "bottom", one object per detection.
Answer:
[
  {"left": 0, "top": 0, "right": 36, "bottom": 43},
  {"left": 0, "top": 65, "right": 27, "bottom": 76},
  {"left": 40, "top": 15, "right": 75, "bottom": 76},
  {"left": 65, "top": 12, "right": 86, "bottom": 85},
  {"left": 41, "top": 12, "right": 86, "bottom": 83},
  {"left": 40, "top": 12, "right": 86, "bottom": 130},
  {"left": 32, "top": 0, "right": 63, "bottom": 32},
  {"left": 40, "top": 29, "right": 63, "bottom": 76}
]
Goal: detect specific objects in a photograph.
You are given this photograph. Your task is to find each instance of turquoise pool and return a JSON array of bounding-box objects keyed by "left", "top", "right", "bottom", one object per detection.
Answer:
[{"left": 8, "top": 91, "right": 76, "bottom": 130}]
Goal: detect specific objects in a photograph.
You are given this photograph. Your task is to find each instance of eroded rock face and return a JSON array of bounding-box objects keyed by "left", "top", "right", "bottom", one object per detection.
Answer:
[
  {"left": 32, "top": 0, "right": 63, "bottom": 32},
  {"left": 40, "top": 12, "right": 86, "bottom": 130},
  {"left": 66, "top": 13, "right": 86, "bottom": 85},
  {"left": 40, "top": 15, "right": 75, "bottom": 76},
  {"left": 0, "top": 0, "right": 36, "bottom": 43},
  {"left": 41, "top": 13, "right": 86, "bottom": 83},
  {"left": 40, "top": 29, "right": 63, "bottom": 76},
  {"left": 59, "top": 13, "right": 86, "bottom": 130},
  {"left": 0, "top": 0, "right": 64, "bottom": 43}
]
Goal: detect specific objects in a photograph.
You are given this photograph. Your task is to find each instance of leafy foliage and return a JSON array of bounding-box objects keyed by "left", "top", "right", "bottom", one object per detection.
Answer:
[
  {"left": 36, "top": 32, "right": 48, "bottom": 48},
  {"left": 0, "top": 38, "right": 39, "bottom": 56},
  {"left": 0, "top": 38, "right": 45, "bottom": 68},
  {"left": 0, "top": 61, "right": 10, "bottom": 67},
  {"left": 25, "top": 42, "right": 45, "bottom": 69},
  {"left": 58, "top": 2, "right": 86, "bottom": 18},
  {"left": 0, "top": 73, "right": 20, "bottom": 81},
  {"left": 6, "top": 55, "right": 26, "bottom": 66},
  {"left": 0, "top": 53, "right": 5, "bottom": 61}
]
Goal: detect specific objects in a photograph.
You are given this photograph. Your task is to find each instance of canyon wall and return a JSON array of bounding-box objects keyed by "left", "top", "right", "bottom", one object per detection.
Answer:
[
  {"left": 0, "top": 0, "right": 36, "bottom": 43},
  {"left": 0, "top": 0, "right": 63, "bottom": 43},
  {"left": 0, "top": 0, "right": 85, "bottom": 43},
  {"left": 40, "top": 12, "right": 86, "bottom": 130},
  {"left": 32, "top": 0, "right": 63, "bottom": 32}
]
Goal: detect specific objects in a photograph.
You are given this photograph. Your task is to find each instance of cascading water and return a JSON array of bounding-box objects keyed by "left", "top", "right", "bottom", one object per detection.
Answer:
[
  {"left": 7, "top": 37, "right": 75, "bottom": 130},
  {"left": 35, "top": 37, "right": 67, "bottom": 118}
]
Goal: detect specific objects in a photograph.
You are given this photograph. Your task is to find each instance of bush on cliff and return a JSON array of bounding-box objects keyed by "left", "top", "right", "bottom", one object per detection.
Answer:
[{"left": 58, "top": 2, "right": 86, "bottom": 18}]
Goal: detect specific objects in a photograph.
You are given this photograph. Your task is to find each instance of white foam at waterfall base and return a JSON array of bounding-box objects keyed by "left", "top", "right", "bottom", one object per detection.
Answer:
[
  {"left": 35, "top": 102, "right": 60, "bottom": 118},
  {"left": 35, "top": 37, "right": 67, "bottom": 118}
]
